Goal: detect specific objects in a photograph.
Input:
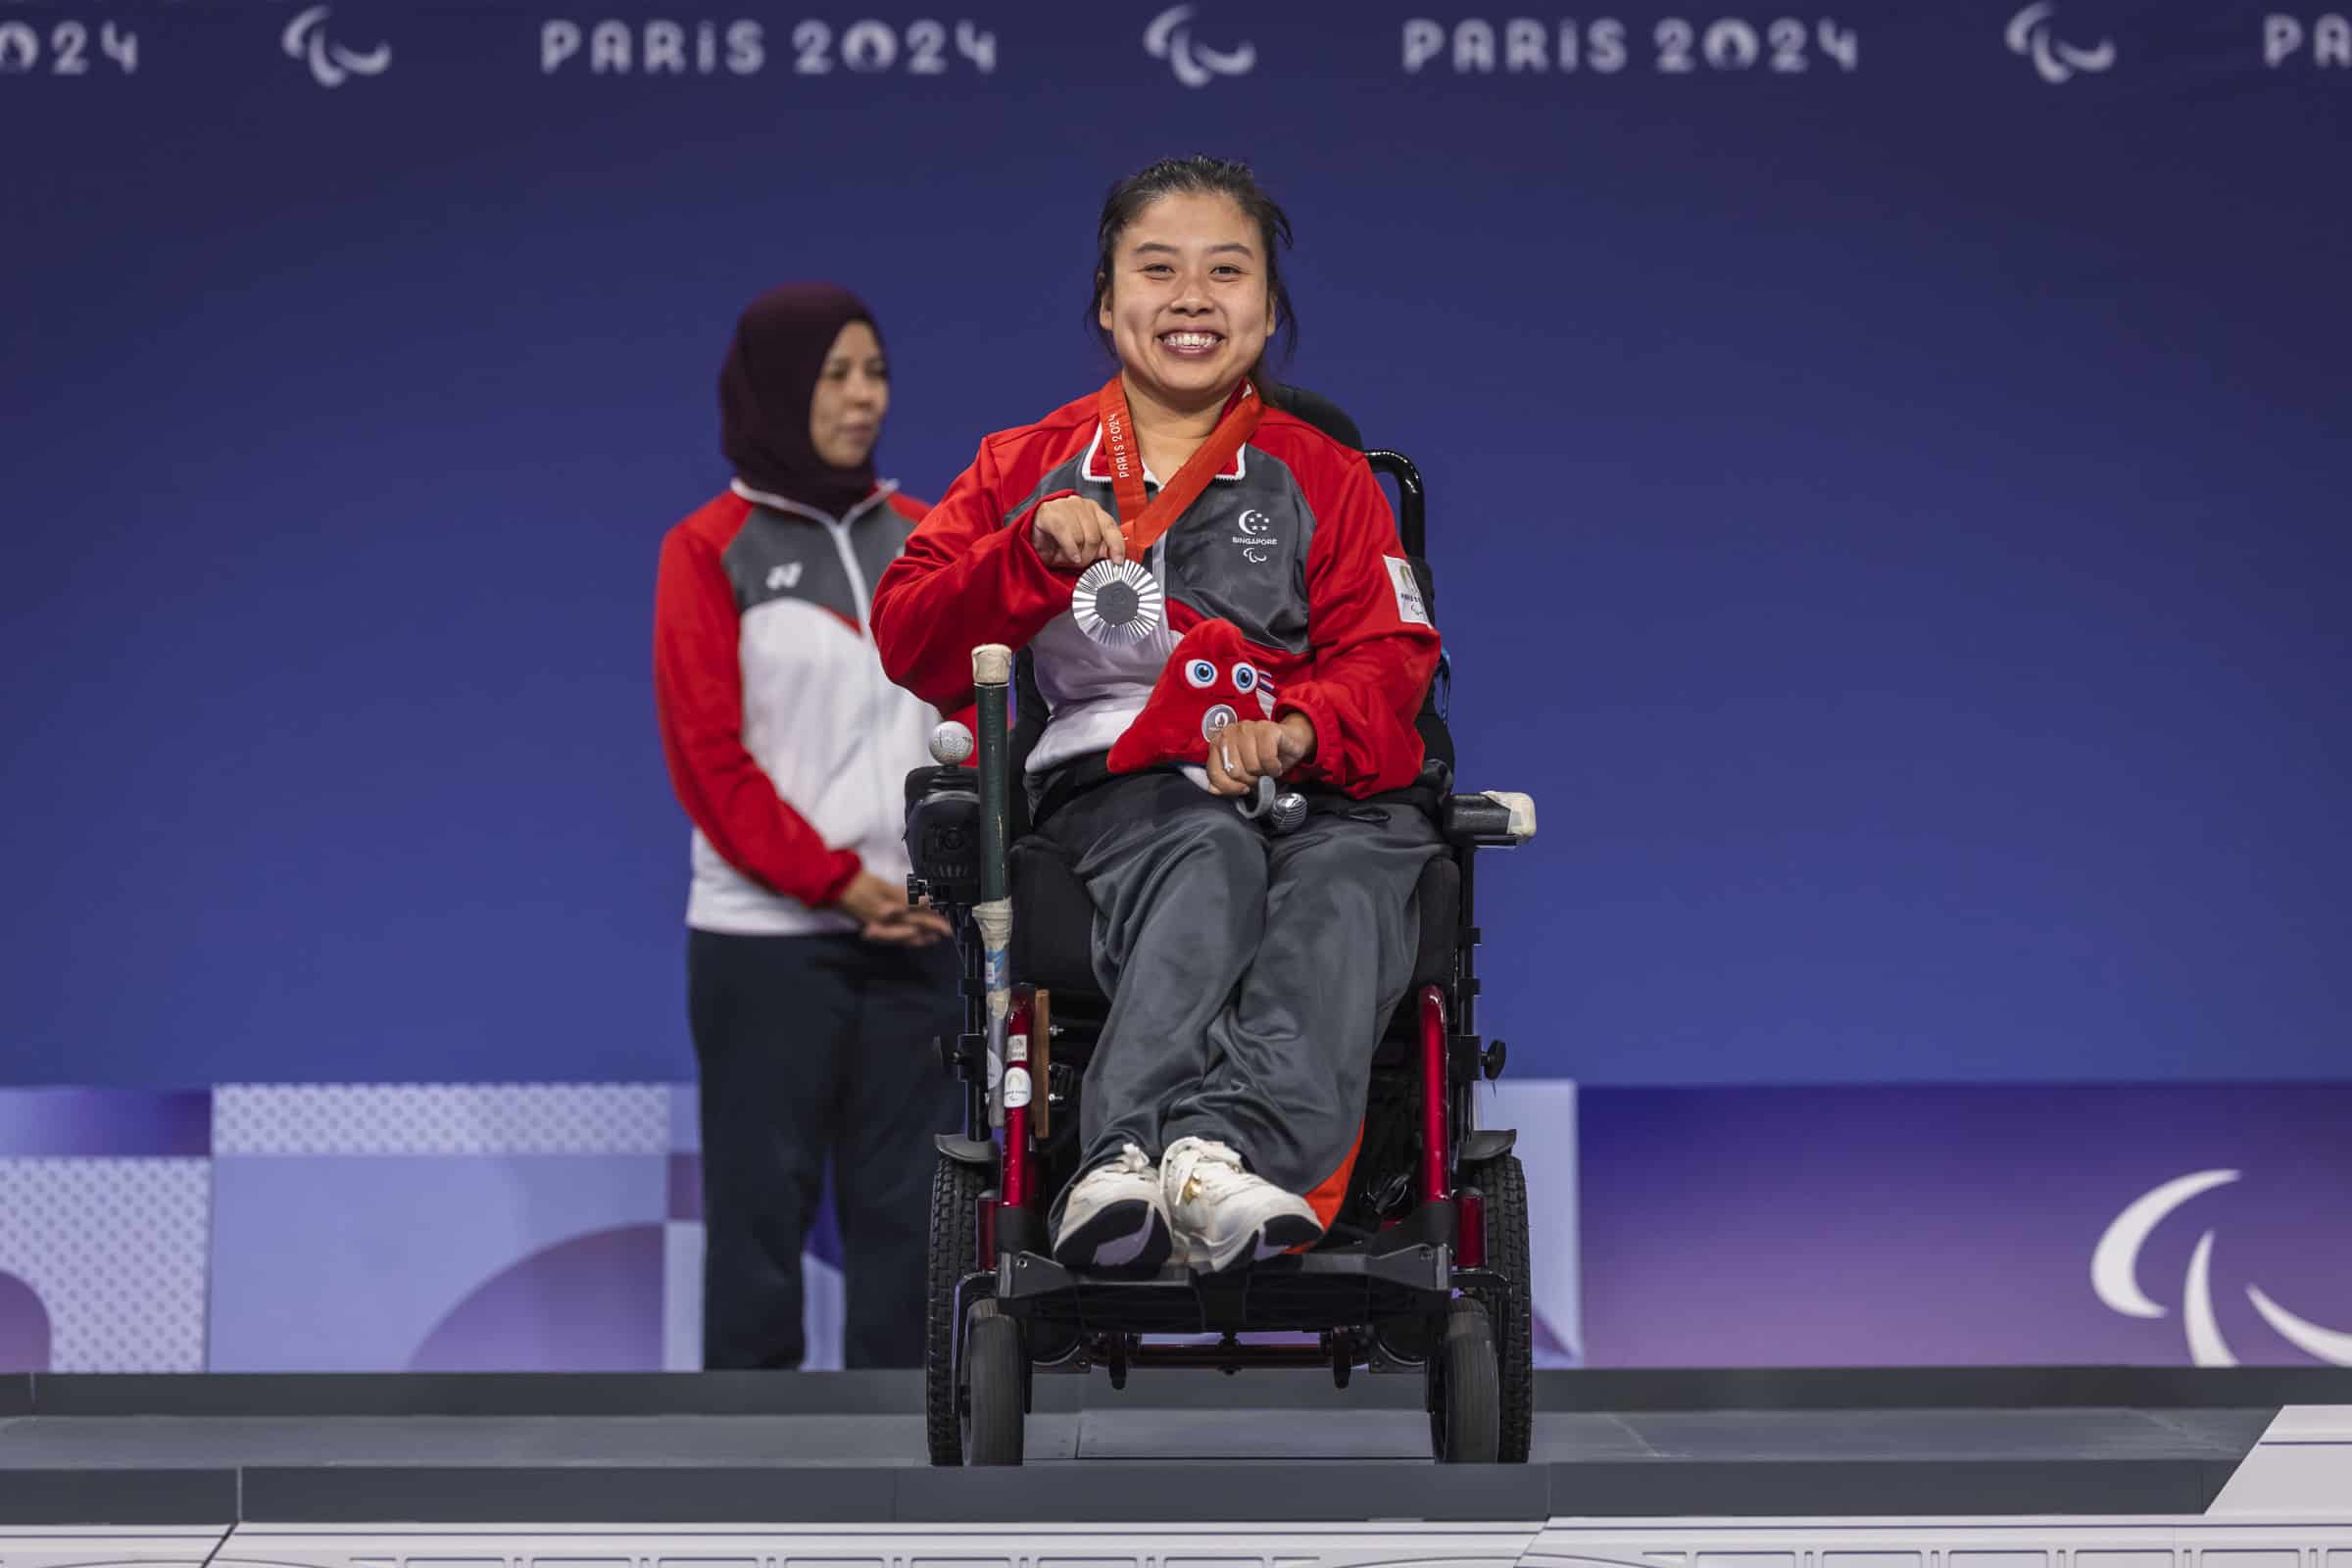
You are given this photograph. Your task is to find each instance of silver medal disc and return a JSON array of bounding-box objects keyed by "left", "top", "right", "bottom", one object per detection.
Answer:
[{"left": 1071, "top": 559, "right": 1164, "bottom": 645}]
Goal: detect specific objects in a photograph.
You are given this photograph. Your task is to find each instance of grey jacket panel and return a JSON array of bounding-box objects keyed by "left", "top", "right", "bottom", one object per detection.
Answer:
[
  {"left": 1150, "top": 448, "right": 1316, "bottom": 658},
  {"left": 851, "top": 504, "right": 921, "bottom": 609},
  {"left": 720, "top": 509, "right": 863, "bottom": 626}
]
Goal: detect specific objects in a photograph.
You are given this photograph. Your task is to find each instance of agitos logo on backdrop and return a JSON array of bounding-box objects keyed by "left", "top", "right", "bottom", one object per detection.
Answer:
[
  {"left": 2003, "top": 2, "right": 2116, "bottom": 84},
  {"left": 537, "top": 17, "right": 998, "bottom": 75},
  {"left": 280, "top": 5, "right": 391, "bottom": 88},
  {"left": 2092, "top": 1170, "right": 2352, "bottom": 1368},
  {"left": 1143, "top": 4, "right": 1254, "bottom": 86}
]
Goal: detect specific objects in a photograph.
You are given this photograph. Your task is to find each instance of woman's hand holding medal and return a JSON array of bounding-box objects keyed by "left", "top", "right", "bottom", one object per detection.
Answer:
[{"left": 1033, "top": 496, "right": 1128, "bottom": 571}]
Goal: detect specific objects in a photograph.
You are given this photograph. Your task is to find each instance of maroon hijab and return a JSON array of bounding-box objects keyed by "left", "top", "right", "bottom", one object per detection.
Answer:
[{"left": 719, "top": 282, "right": 881, "bottom": 519}]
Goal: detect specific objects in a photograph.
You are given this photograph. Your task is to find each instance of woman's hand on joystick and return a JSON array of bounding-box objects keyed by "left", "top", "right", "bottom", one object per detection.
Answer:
[{"left": 1204, "top": 713, "right": 1316, "bottom": 798}]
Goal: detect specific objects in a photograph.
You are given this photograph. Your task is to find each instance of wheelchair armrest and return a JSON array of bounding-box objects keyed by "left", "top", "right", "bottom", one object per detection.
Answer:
[{"left": 1441, "top": 790, "right": 1537, "bottom": 848}]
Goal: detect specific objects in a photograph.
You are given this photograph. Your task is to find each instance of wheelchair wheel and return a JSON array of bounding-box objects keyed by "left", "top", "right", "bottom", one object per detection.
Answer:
[
  {"left": 1460, "top": 1152, "right": 1535, "bottom": 1462},
  {"left": 962, "top": 1298, "right": 1026, "bottom": 1466},
  {"left": 925, "top": 1152, "right": 989, "bottom": 1466},
  {"left": 1427, "top": 1297, "right": 1501, "bottom": 1463}
]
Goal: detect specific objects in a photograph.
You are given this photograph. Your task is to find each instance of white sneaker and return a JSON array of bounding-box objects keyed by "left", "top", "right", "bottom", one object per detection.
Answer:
[
  {"left": 1051, "top": 1144, "right": 1173, "bottom": 1275},
  {"left": 1161, "top": 1136, "right": 1323, "bottom": 1275}
]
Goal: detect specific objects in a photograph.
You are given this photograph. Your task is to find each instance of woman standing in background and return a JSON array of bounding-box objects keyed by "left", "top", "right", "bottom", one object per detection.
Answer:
[{"left": 654, "top": 283, "right": 959, "bottom": 1368}]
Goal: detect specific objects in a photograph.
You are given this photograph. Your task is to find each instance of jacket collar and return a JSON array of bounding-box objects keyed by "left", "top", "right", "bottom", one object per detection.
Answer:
[
  {"left": 1079, "top": 425, "right": 1250, "bottom": 487},
  {"left": 730, "top": 477, "right": 900, "bottom": 526}
]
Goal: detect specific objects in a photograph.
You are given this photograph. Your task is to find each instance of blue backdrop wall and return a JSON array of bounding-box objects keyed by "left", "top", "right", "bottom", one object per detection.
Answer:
[{"left": 3, "top": 1, "right": 2346, "bottom": 1087}]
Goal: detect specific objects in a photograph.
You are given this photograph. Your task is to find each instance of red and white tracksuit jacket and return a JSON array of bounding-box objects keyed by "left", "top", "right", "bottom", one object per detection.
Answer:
[
  {"left": 656, "top": 480, "right": 945, "bottom": 935},
  {"left": 872, "top": 392, "right": 1440, "bottom": 798}
]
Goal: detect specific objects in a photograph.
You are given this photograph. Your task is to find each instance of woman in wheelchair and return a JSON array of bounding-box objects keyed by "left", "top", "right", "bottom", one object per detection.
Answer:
[{"left": 872, "top": 156, "right": 1442, "bottom": 1277}]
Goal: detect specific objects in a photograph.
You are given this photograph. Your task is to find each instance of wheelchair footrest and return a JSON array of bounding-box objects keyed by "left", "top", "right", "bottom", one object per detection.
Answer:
[{"left": 993, "top": 1243, "right": 1454, "bottom": 1336}]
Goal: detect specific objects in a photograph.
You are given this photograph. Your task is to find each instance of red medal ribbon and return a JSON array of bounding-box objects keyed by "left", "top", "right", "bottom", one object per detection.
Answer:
[{"left": 1094, "top": 374, "right": 1262, "bottom": 557}]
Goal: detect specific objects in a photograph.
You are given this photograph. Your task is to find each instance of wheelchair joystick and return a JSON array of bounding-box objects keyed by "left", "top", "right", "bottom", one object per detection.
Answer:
[
  {"left": 928, "top": 720, "right": 974, "bottom": 766},
  {"left": 1236, "top": 774, "right": 1308, "bottom": 835},
  {"left": 1209, "top": 712, "right": 1307, "bottom": 836}
]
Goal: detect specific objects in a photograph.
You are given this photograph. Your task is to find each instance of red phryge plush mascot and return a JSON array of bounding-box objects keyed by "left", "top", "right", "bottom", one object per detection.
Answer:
[{"left": 1105, "top": 619, "right": 1278, "bottom": 776}]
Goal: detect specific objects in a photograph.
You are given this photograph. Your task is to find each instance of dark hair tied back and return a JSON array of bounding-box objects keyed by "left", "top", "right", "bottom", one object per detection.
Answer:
[{"left": 1089, "top": 155, "right": 1298, "bottom": 372}]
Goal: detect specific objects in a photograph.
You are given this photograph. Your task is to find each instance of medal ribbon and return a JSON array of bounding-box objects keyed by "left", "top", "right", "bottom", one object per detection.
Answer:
[{"left": 1094, "top": 374, "right": 1261, "bottom": 556}]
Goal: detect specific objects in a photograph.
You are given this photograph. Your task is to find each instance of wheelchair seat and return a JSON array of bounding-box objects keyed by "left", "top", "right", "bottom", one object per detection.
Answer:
[{"left": 1008, "top": 831, "right": 1461, "bottom": 1004}]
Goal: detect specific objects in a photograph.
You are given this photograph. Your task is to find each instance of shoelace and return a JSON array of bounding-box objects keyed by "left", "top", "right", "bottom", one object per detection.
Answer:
[
  {"left": 1094, "top": 1144, "right": 1152, "bottom": 1182},
  {"left": 1172, "top": 1140, "right": 1248, "bottom": 1205}
]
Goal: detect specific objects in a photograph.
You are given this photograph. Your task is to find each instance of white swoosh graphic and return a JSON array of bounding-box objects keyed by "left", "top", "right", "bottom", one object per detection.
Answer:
[
  {"left": 283, "top": 5, "right": 328, "bottom": 59},
  {"left": 2004, "top": 2, "right": 2054, "bottom": 57},
  {"left": 1191, "top": 40, "right": 1255, "bottom": 74},
  {"left": 332, "top": 41, "right": 391, "bottom": 75},
  {"left": 2248, "top": 1285, "right": 2352, "bottom": 1366},
  {"left": 2056, "top": 38, "right": 2116, "bottom": 73},
  {"left": 2091, "top": 1168, "right": 2239, "bottom": 1317},
  {"left": 1144, "top": 6, "right": 1188, "bottom": 54},
  {"left": 2183, "top": 1230, "right": 2238, "bottom": 1367}
]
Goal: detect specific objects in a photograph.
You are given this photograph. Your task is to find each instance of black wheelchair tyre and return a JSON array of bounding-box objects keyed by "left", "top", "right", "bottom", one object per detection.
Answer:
[
  {"left": 925, "top": 1154, "right": 989, "bottom": 1466},
  {"left": 1427, "top": 1296, "right": 1502, "bottom": 1463},
  {"left": 962, "top": 1298, "right": 1026, "bottom": 1466},
  {"left": 1461, "top": 1152, "right": 1535, "bottom": 1462}
]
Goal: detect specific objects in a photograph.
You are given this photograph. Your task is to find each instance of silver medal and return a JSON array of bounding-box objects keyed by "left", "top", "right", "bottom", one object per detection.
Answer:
[{"left": 1071, "top": 559, "right": 1164, "bottom": 645}]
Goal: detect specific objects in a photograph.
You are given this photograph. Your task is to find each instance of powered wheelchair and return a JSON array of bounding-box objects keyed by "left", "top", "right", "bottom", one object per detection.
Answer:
[{"left": 902, "top": 433, "right": 1538, "bottom": 1466}]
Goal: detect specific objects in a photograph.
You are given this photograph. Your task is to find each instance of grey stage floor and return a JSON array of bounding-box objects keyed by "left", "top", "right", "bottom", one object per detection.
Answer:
[{"left": 1, "top": 1367, "right": 2345, "bottom": 1526}]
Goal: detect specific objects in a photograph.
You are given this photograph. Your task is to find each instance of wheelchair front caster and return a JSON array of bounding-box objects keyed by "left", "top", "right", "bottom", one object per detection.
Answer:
[
  {"left": 1427, "top": 1297, "right": 1501, "bottom": 1463},
  {"left": 962, "top": 1298, "right": 1026, "bottom": 1466}
]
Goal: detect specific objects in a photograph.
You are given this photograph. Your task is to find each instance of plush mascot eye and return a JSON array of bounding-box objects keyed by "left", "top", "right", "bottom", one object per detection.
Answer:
[
  {"left": 1231, "top": 664, "right": 1257, "bottom": 694},
  {"left": 1185, "top": 659, "right": 1217, "bottom": 689}
]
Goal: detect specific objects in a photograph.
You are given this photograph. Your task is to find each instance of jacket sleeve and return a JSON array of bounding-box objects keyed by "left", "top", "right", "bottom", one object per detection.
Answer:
[
  {"left": 872, "top": 436, "right": 1076, "bottom": 710},
  {"left": 886, "top": 489, "right": 985, "bottom": 737},
  {"left": 654, "top": 524, "right": 862, "bottom": 907},
  {"left": 1273, "top": 455, "right": 1443, "bottom": 798}
]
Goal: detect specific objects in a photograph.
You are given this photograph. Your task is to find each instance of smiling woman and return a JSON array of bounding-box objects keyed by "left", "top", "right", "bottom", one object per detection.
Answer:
[{"left": 871, "top": 157, "right": 1445, "bottom": 1280}]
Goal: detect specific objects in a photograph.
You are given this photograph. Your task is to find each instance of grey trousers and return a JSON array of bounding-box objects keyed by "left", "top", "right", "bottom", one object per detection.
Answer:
[{"left": 1040, "top": 769, "right": 1442, "bottom": 1200}]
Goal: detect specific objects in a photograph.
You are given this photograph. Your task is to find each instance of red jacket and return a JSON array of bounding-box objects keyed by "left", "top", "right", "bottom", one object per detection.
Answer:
[
  {"left": 656, "top": 482, "right": 941, "bottom": 932},
  {"left": 872, "top": 390, "right": 1439, "bottom": 798}
]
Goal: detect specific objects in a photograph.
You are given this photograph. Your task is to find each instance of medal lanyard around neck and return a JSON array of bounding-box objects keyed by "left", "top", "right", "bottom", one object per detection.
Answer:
[{"left": 1094, "top": 374, "right": 1261, "bottom": 557}]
